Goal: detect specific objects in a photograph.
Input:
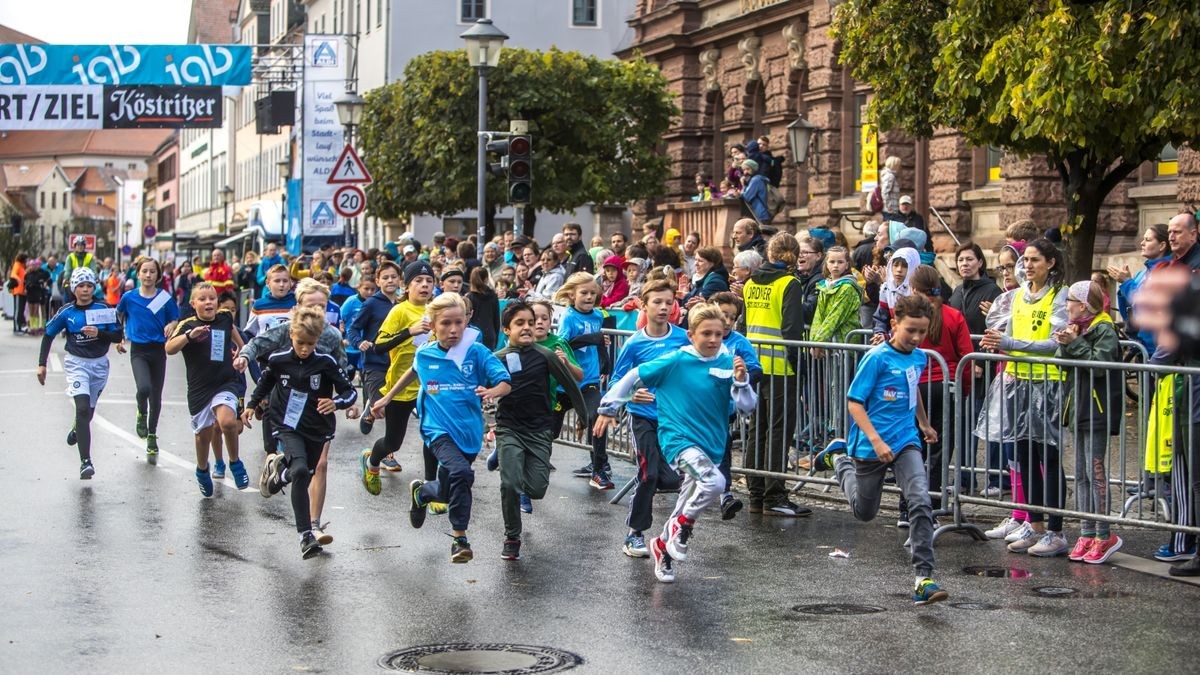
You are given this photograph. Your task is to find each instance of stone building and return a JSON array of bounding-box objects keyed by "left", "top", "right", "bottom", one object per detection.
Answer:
[{"left": 618, "top": 0, "right": 1196, "bottom": 268}]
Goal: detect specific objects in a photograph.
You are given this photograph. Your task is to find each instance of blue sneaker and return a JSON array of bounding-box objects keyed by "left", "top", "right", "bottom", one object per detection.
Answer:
[
  {"left": 196, "top": 466, "right": 214, "bottom": 498},
  {"left": 623, "top": 533, "right": 649, "bottom": 558},
  {"left": 1153, "top": 544, "right": 1197, "bottom": 562},
  {"left": 814, "top": 438, "right": 848, "bottom": 471},
  {"left": 519, "top": 493, "right": 533, "bottom": 514},
  {"left": 212, "top": 459, "right": 227, "bottom": 480},
  {"left": 913, "top": 579, "right": 949, "bottom": 605},
  {"left": 229, "top": 460, "right": 250, "bottom": 489},
  {"left": 486, "top": 447, "right": 499, "bottom": 472}
]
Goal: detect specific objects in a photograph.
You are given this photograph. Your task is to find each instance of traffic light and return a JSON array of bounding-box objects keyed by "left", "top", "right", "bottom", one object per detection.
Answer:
[
  {"left": 507, "top": 134, "right": 531, "bottom": 205},
  {"left": 485, "top": 136, "right": 510, "bottom": 178}
]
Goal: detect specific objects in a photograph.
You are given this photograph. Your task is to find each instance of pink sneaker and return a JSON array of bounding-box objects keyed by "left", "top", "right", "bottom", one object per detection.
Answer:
[
  {"left": 1067, "top": 537, "right": 1096, "bottom": 562},
  {"left": 1083, "top": 535, "right": 1123, "bottom": 565}
]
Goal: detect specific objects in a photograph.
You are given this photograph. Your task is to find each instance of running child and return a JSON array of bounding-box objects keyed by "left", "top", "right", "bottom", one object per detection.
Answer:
[
  {"left": 36, "top": 267, "right": 124, "bottom": 479},
  {"left": 711, "top": 291, "right": 763, "bottom": 519},
  {"left": 166, "top": 282, "right": 249, "bottom": 497},
  {"left": 244, "top": 264, "right": 296, "bottom": 336},
  {"left": 347, "top": 260, "right": 401, "bottom": 441},
  {"left": 594, "top": 303, "right": 757, "bottom": 583},
  {"left": 206, "top": 292, "right": 248, "bottom": 479},
  {"left": 372, "top": 293, "right": 511, "bottom": 562},
  {"left": 814, "top": 294, "right": 949, "bottom": 605},
  {"left": 116, "top": 257, "right": 180, "bottom": 463},
  {"left": 555, "top": 272, "right": 613, "bottom": 488},
  {"left": 340, "top": 275, "right": 376, "bottom": 383},
  {"left": 244, "top": 306, "right": 358, "bottom": 559},
  {"left": 488, "top": 300, "right": 587, "bottom": 560}
]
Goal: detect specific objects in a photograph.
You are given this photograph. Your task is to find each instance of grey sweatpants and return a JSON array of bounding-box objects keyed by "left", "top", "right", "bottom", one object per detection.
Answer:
[
  {"left": 497, "top": 428, "right": 553, "bottom": 540},
  {"left": 835, "top": 446, "right": 935, "bottom": 577},
  {"left": 1074, "top": 426, "right": 1112, "bottom": 538}
]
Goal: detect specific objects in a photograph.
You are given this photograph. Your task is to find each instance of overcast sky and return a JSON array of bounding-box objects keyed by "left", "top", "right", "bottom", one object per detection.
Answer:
[{"left": 0, "top": 0, "right": 193, "bottom": 44}]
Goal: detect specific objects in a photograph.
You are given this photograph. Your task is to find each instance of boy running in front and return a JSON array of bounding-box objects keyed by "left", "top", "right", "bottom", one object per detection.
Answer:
[
  {"left": 594, "top": 304, "right": 757, "bottom": 583},
  {"left": 814, "top": 294, "right": 949, "bottom": 605}
]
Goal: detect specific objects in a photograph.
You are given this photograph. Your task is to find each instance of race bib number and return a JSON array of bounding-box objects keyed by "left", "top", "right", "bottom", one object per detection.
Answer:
[
  {"left": 284, "top": 390, "right": 308, "bottom": 428},
  {"left": 146, "top": 290, "right": 170, "bottom": 315},
  {"left": 906, "top": 366, "right": 919, "bottom": 410},
  {"left": 85, "top": 308, "right": 117, "bottom": 325},
  {"left": 210, "top": 329, "right": 226, "bottom": 361},
  {"left": 505, "top": 352, "right": 522, "bottom": 373}
]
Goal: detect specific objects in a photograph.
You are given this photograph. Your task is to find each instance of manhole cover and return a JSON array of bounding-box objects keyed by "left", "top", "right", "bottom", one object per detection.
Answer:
[
  {"left": 950, "top": 602, "right": 1001, "bottom": 611},
  {"left": 379, "top": 643, "right": 582, "bottom": 674},
  {"left": 962, "top": 565, "right": 1031, "bottom": 579},
  {"left": 1033, "top": 586, "right": 1078, "bottom": 598},
  {"left": 793, "top": 603, "right": 886, "bottom": 616}
]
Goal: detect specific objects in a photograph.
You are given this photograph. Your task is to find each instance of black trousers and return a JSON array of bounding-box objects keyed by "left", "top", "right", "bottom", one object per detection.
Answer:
[
  {"left": 626, "top": 414, "right": 682, "bottom": 533},
  {"left": 369, "top": 398, "right": 418, "bottom": 467},
  {"left": 277, "top": 431, "right": 326, "bottom": 533},
  {"left": 130, "top": 342, "right": 167, "bottom": 435}
]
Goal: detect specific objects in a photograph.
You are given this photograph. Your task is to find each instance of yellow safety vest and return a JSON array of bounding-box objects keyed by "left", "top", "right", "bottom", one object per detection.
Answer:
[
  {"left": 744, "top": 274, "right": 796, "bottom": 376},
  {"left": 1005, "top": 287, "right": 1063, "bottom": 381}
]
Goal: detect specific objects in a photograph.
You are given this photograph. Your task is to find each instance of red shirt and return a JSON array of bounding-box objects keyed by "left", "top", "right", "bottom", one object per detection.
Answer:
[
  {"left": 205, "top": 262, "right": 234, "bottom": 292},
  {"left": 919, "top": 304, "right": 973, "bottom": 386}
]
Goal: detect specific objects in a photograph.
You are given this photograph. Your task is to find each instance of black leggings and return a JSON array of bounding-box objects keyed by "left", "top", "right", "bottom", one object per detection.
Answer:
[
  {"left": 73, "top": 394, "right": 95, "bottom": 462},
  {"left": 369, "top": 398, "right": 418, "bottom": 467},
  {"left": 277, "top": 431, "right": 326, "bottom": 533},
  {"left": 130, "top": 342, "right": 167, "bottom": 435},
  {"left": 1018, "top": 439, "right": 1066, "bottom": 531}
]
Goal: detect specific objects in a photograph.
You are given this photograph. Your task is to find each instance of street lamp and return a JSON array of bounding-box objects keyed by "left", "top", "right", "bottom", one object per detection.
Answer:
[
  {"left": 334, "top": 92, "right": 366, "bottom": 143},
  {"left": 277, "top": 156, "right": 292, "bottom": 251},
  {"left": 220, "top": 184, "right": 234, "bottom": 235},
  {"left": 461, "top": 18, "right": 508, "bottom": 245},
  {"left": 787, "top": 115, "right": 819, "bottom": 168}
]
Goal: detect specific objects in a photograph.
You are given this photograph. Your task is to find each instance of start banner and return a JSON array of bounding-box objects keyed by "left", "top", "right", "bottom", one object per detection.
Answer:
[
  {"left": 0, "top": 44, "right": 252, "bottom": 86},
  {"left": 0, "top": 85, "right": 222, "bottom": 130}
]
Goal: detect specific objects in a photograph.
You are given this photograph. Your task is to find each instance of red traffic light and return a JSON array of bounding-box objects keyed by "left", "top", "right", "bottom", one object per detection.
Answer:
[{"left": 510, "top": 136, "right": 530, "bottom": 156}]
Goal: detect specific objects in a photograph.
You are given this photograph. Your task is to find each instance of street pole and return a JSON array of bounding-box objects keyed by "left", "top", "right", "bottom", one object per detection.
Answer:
[{"left": 476, "top": 66, "right": 488, "bottom": 245}]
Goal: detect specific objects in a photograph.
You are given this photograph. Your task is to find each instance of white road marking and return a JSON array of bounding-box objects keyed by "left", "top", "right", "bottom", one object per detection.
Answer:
[
  {"left": 97, "top": 398, "right": 188, "bottom": 406},
  {"left": 92, "top": 412, "right": 251, "bottom": 494},
  {"left": 49, "top": 353, "right": 61, "bottom": 372}
]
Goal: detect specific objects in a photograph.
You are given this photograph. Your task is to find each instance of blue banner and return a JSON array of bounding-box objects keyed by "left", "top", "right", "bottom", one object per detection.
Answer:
[
  {"left": 0, "top": 44, "right": 252, "bottom": 86},
  {"left": 286, "top": 179, "right": 303, "bottom": 256}
]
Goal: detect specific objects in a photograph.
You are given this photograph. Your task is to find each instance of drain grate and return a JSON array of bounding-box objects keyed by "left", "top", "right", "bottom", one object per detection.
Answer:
[
  {"left": 962, "top": 565, "right": 1031, "bottom": 579},
  {"left": 1032, "top": 586, "right": 1078, "bottom": 598},
  {"left": 379, "top": 643, "right": 583, "bottom": 674},
  {"left": 793, "top": 603, "right": 886, "bottom": 616},
  {"left": 950, "top": 602, "right": 1001, "bottom": 611}
]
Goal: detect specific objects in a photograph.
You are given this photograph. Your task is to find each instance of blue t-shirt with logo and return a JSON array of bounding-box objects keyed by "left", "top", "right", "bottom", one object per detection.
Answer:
[
  {"left": 638, "top": 346, "right": 737, "bottom": 466},
  {"left": 557, "top": 307, "right": 604, "bottom": 387},
  {"left": 413, "top": 338, "right": 510, "bottom": 455},
  {"left": 117, "top": 288, "right": 180, "bottom": 344},
  {"left": 846, "top": 342, "right": 927, "bottom": 460},
  {"left": 611, "top": 324, "right": 691, "bottom": 420}
]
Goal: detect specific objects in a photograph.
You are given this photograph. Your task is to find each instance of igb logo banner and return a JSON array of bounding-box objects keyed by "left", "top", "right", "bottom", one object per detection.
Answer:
[{"left": 0, "top": 44, "right": 252, "bottom": 86}]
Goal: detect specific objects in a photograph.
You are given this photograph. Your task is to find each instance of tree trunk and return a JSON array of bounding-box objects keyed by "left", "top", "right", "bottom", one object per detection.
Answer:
[{"left": 1056, "top": 152, "right": 1139, "bottom": 282}]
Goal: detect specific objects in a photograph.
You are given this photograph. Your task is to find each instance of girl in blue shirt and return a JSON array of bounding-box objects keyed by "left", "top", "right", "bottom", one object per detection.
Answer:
[
  {"left": 116, "top": 257, "right": 180, "bottom": 462},
  {"left": 553, "top": 272, "right": 613, "bottom": 489},
  {"left": 372, "top": 292, "right": 511, "bottom": 563}
]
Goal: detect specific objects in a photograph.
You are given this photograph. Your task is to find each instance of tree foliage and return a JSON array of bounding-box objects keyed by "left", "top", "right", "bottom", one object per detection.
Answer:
[
  {"left": 833, "top": 0, "right": 1200, "bottom": 276},
  {"left": 360, "top": 48, "right": 677, "bottom": 233}
]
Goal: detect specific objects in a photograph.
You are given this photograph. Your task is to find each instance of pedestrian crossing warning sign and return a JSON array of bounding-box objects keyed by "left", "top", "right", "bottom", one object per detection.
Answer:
[{"left": 327, "top": 144, "right": 373, "bottom": 185}]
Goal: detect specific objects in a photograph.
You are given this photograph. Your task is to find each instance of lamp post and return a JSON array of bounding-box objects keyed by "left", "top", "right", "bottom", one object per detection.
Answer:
[
  {"left": 461, "top": 18, "right": 508, "bottom": 245},
  {"left": 219, "top": 185, "right": 234, "bottom": 235},
  {"left": 277, "top": 157, "right": 291, "bottom": 250},
  {"left": 335, "top": 91, "right": 366, "bottom": 247},
  {"left": 786, "top": 115, "right": 819, "bottom": 168}
]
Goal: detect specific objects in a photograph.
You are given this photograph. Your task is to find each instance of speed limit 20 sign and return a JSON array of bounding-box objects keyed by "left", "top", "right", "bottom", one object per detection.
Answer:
[{"left": 333, "top": 185, "right": 366, "bottom": 218}]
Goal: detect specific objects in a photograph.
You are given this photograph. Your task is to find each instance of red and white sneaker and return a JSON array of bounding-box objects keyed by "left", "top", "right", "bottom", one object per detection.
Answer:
[
  {"left": 1083, "top": 535, "right": 1123, "bottom": 565},
  {"left": 651, "top": 537, "right": 675, "bottom": 583},
  {"left": 1067, "top": 537, "right": 1096, "bottom": 562},
  {"left": 664, "top": 515, "right": 693, "bottom": 561}
]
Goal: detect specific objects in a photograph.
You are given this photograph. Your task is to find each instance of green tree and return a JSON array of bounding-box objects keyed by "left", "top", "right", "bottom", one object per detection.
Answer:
[
  {"left": 833, "top": 0, "right": 1200, "bottom": 277},
  {"left": 359, "top": 48, "right": 676, "bottom": 238}
]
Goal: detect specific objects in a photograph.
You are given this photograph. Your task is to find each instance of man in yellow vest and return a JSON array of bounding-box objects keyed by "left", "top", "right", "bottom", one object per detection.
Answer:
[
  {"left": 743, "top": 232, "right": 812, "bottom": 517},
  {"left": 62, "top": 236, "right": 97, "bottom": 302}
]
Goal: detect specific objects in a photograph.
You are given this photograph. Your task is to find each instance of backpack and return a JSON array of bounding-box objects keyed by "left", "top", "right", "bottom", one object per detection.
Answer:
[
  {"left": 868, "top": 184, "right": 883, "bottom": 213},
  {"left": 766, "top": 184, "right": 786, "bottom": 218}
]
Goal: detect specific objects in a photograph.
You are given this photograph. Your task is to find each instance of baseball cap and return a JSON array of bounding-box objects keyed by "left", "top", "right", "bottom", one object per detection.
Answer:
[
  {"left": 403, "top": 244, "right": 416, "bottom": 255},
  {"left": 899, "top": 195, "right": 913, "bottom": 205}
]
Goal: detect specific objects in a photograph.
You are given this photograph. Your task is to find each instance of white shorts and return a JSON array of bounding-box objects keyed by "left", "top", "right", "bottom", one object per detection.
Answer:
[
  {"left": 64, "top": 354, "right": 109, "bottom": 407},
  {"left": 190, "top": 391, "right": 240, "bottom": 434}
]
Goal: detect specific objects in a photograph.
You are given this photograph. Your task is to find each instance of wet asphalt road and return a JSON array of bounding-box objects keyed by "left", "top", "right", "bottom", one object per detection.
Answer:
[{"left": 2, "top": 328, "right": 1200, "bottom": 674}]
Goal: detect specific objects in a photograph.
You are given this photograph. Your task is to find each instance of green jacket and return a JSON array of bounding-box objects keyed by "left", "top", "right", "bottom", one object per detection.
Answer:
[{"left": 810, "top": 275, "right": 863, "bottom": 343}]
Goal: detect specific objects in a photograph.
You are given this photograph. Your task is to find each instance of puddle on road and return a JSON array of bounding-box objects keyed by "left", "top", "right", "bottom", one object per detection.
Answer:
[
  {"left": 962, "top": 565, "right": 1031, "bottom": 579},
  {"left": 792, "top": 603, "right": 886, "bottom": 616}
]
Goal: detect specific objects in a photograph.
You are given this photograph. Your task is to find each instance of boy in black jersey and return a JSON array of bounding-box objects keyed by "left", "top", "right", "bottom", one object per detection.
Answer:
[
  {"left": 166, "top": 282, "right": 248, "bottom": 497},
  {"left": 243, "top": 306, "right": 358, "bottom": 559},
  {"left": 488, "top": 301, "right": 587, "bottom": 561}
]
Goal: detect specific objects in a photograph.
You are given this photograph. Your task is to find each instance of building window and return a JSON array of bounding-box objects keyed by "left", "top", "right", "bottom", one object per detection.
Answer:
[
  {"left": 365, "top": 0, "right": 370, "bottom": 32},
  {"left": 460, "top": 0, "right": 486, "bottom": 23},
  {"left": 1158, "top": 143, "right": 1178, "bottom": 178},
  {"left": 377, "top": 0, "right": 383, "bottom": 27},
  {"left": 51, "top": 192, "right": 56, "bottom": 209},
  {"left": 40, "top": 191, "right": 45, "bottom": 209},
  {"left": 987, "top": 146, "right": 1003, "bottom": 182},
  {"left": 572, "top": 0, "right": 598, "bottom": 27},
  {"left": 96, "top": 197, "right": 103, "bottom": 205},
  {"left": 104, "top": 162, "right": 114, "bottom": 168}
]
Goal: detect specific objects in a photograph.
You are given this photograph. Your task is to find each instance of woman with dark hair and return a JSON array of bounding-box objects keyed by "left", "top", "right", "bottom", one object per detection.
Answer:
[
  {"left": 948, "top": 242, "right": 1002, "bottom": 335},
  {"left": 1109, "top": 223, "right": 1171, "bottom": 353},
  {"left": 466, "top": 266, "right": 500, "bottom": 350},
  {"left": 681, "top": 247, "right": 730, "bottom": 308}
]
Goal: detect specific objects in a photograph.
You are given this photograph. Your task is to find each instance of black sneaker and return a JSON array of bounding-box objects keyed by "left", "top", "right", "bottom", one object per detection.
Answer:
[
  {"left": 359, "top": 414, "right": 374, "bottom": 435},
  {"left": 67, "top": 427, "right": 77, "bottom": 446},
  {"left": 300, "top": 531, "right": 323, "bottom": 559},
  {"left": 409, "top": 480, "right": 428, "bottom": 529},
  {"left": 764, "top": 501, "right": 813, "bottom": 518},
  {"left": 1170, "top": 556, "right": 1200, "bottom": 577},
  {"left": 572, "top": 463, "right": 593, "bottom": 477},
  {"left": 814, "top": 438, "right": 848, "bottom": 471},
  {"left": 897, "top": 501, "right": 910, "bottom": 528},
  {"left": 451, "top": 536, "right": 473, "bottom": 563},
  {"left": 135, "top": 411, "right": 148, "bottom": 439},
  {"left": 720, "top": 494, "right": 744, "bottom": 521},
  {"left": 501, "top": 538, "right": 521, "bottom": 561},
  {"left": 79, "top": 460, "right": 95, "bottom": 480},
  {"left": 146, "top": 434, "right": 159, "bottom": 465}
]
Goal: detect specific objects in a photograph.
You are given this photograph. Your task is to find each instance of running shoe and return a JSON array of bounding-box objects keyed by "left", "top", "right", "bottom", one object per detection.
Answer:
[
  {"left": 1028, "top": 531, "right": 1069, "bottom": 557},
  {"left": 747, "top": 502, "right": 764, "bottom": 514},
  {"left": 381, "top": 455, "right": 402, "bottom": 472},
  {"left": 589, "top": 471, "right": 615, "bottom": 490},
  {"left": 501, "top": 538, "right": 521, "bottom": 561},
  {"left": 79, "top": 459, "right": 95, "bottom": 480},
  {"left": 980, "top": 486, "right": 1003, "bottom": 498},
  {"left": 359, "top": 413, "right": 374, "bottom": 435},
  {"left": 196, "top": 466, "right": 214, "bottom": 498},
  {"left": 146, "top": 435, "right": 158, "bottom": 465},
  {"left": 1082, "top": 535, "right": 1122, "bottom": 564},
  {"left": 651, "top": 537, "right": 675, "bottom": 583},
  {"left": 985, "top": 517, "right": 1023, "bottom": 540},
  {"left": 258, "top": 454, "right": 278, "bottom": 496},
  {"left": 572, "top": 463, "right": 594, "bottom": 477},
  {"left": 67, "top": 427, "right": 77, "bottom": 446},
  {"left": 229, "top": 460, "right": 249, "bottom": 489},
  {"left": 212, "top": 459, "right": 226, "bottom": 480},
  {"left": 814, "top": 438, "right": 848, "bottom": 471},
  {"left": 1068, "top": 537, "right": 1096, "bottom": 562},
  {"left": 764, "top": 501, "right": 812, "bottom": 518},
  {"left": 1154, "top": 544, "right": 1197, "bottom": 562},
  {"left": 451, "top": 536, "right": 473, "bottom": 563},
  {"left": 360, "top": 449, "right": 381, "bottom": 496},
  {"left": 623, "top": 533, "right": 649, "bottom": 558},
  {"left": 913, "top": 579, "right": 949, "bottom": 605},
  {"left": 301, "top": 531, "right": 323, "bottom": 559},
  {"left": 1169, "top": 556, "right": 1200, "bottom": 577},
  {"left": 1006, "top": 525, "right": 1041, "bottom": 553},
  {"left": 519, "top": 494, "right": 533, "bottom": 514},
  {"left": 260, "top": 454, "right": 286, "bottom": 498},
  {"left": 135, "top": 411, "right": 147, "bottom": 439},
  {"left": 896, "top": 503, "right": 910, "bottom": 529},
  {"left": 409, "top": 480, "right": 427, "bottom": 529},
  {"left": 311, "top": 521, "right": 333, "bottom": 546},
  {"left": 720, "top": 494, "right": 743, "bottom": 521},
  {"left": 664, "top": 515, "right": 693, "bottom": 561},
  {"left": 427, "top": 501, "right": 449, "bottom": 515},
  {"left": 1005, "top": 521, "right": 1035, "bottom": 543},
  {"left": 486, "top": 447, "right": 499, "bottom": 472}
]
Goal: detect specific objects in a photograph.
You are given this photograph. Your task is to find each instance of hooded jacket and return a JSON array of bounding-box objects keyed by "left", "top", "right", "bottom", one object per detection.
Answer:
[
  {"left": 872, "top": 247, "right": 921, "bottom": 335},
  {"left": 810, "top": 274, "right": 863, "bottom": 343},
  {"left": 796, "top": 258, "right": 825, "bottom": 333},
  {"left": 1059, "top": 313, "right": 1122, "bottom": 431},
  {"left": 949, "top": 274, "right": 1003, "bottom": 335}
]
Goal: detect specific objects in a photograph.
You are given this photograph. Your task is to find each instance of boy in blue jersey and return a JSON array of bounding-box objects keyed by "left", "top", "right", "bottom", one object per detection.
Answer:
[
  {"left": 349, "top": 261, "right": 402, "bottom": 439},
  {"left": 372, "top": 292, "right": 511, "bottom": 562},
  {"left": 814, "top": 294, "right": 948, "bottom": 605},
  {"left": 595, "top": 303, "right": 758, "bottom": 583},
  {"left": 712, "top": 292, "right": 763, "bottom": 519},
  {"left": 607, "top": 279, "right": 692, "bottom": 558},
  {"left": 37, "top": 267, "right": 124, "bottom": 479},
  {"left": 339, "top": 275, "right": 375, "bottom": 383},
  {"left": 554, "top": 273, "right": 615, "bottom": 489}
]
